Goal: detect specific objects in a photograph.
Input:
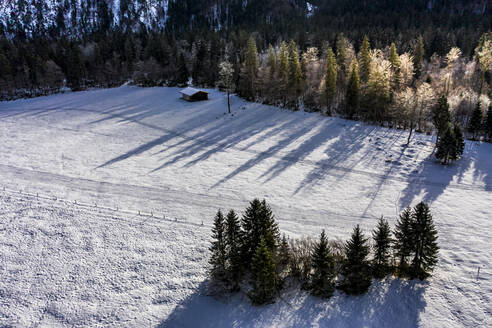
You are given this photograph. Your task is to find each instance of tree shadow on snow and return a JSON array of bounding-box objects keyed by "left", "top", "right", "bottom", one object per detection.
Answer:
[
  {"left": 158, "top": 278, "right": 428, "bottom": 328},
  {"left": 399, "top": 140, "right": 482, "bottom": 209}
]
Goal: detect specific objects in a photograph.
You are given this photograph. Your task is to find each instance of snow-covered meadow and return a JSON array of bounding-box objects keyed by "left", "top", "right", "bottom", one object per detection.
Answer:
[{"left": 0, "top": 86, "right": 490, "bottom": 327}]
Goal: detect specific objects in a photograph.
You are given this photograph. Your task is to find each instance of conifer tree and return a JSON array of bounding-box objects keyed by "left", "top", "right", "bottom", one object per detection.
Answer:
[
  {"left": 310, "top": 230, "right": 336, "bottom": 298},
  {"left": 336, "top": 33, "right": 348, "bottom": 76},
  {"left": 414, "top": 35, "right": 425, "bottom": 78},
  {"left": 486, "top": 105, "right": 492, "bottom": 139},
  {"left": 340, "top": 225, "right": 371, "bottom": 295},
  {"left": 209, "top": 210, "right": 227, "bottom": 283},
  {"left": 394, "top": 207, "right": 413, "bottom": 276},
  {"left": 432, "top": 95, "right": 452, "bottom": 143},
  {"left": 359, "top": 36, "right": 371, "bottom": 83},
  {"left": 436, "top": 123, "right": 458, "bottom": 165},
  {"left": 67, "top": 44, "right": 84, "bottom": 90},
  {"left": 241, "top": 199, "right": 279, "bottom": 265},
  {"left": 372, "top": 216, "right": 392, "bottom": 278},
  {"left": 249, "top": 238, "right": 277, "bottom": 305},
  {"left": 389, "top": 42, "right": 402, "bottom": 90},
  {"left": 454, "top": 124, "right": 465, "bottom": 158},
  {"left": 346, "top": 59, "right": 360, "bottom": 119},
  {"left": 410, "top": 202, "right": 439, "bottom": 280},
  {"left": 238, "top": 36, "right": 259, "bottom": 100},
  {"left": 267, "top": 44, "right": 277, "bottom": 78},
  {"left": 288, "top": 40, "right": 303, "bottom": 105},
  {"left": 277, "top": 41, "right": 290, "bottom": 105},
  {"left": 468, "top": 102, "right": 483, "bottom": 140},
  {"left": 324, "top": 47, "right": 337, "bottom": 115},
  {"left": 365, "top": 61, "right": 391, "bottom": 123},
  {"left": 192, "top": 40, "right": 207, "bottom": 86},
  {"left": 175, "top": 52, "right": 189, "bottom": 87},
  {"left": 225, "top": 210, "right": 243, "bottom": 291},
  {"left": 278, "top": 41, "right": 290, "bottom": 82},
  {"left": 278, "top": 234, "right": 291, "bottom": 270}
]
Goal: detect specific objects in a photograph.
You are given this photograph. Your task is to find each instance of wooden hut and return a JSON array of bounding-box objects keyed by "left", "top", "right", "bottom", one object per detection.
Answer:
[{"left": 180, "top": 87, "right": 209, "bottom": 101}]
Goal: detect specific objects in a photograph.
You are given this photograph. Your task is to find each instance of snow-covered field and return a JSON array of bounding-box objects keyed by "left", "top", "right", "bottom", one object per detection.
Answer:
[{"left": 0, "top": 86, "right": 490, "bottom": 327}]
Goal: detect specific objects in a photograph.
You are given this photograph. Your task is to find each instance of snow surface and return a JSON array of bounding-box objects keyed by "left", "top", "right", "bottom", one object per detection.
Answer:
[{"left": 0, "top": 86, "right": 490, "bottom": 327}]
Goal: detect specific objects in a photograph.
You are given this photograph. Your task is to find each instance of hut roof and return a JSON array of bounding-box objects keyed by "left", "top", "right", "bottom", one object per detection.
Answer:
[{"left": 180, "top": 87, "right": 208, "bottom": 96}]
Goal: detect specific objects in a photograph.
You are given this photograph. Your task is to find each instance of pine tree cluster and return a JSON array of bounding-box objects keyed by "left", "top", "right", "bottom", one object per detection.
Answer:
[{"left": 209, "top": 199, "right": 439, "bottom": 304}]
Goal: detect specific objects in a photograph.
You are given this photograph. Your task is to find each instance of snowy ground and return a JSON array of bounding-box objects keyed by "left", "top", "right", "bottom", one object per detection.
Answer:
[{"left": 0, "top": 86, "right": 490, "bottom": 327}]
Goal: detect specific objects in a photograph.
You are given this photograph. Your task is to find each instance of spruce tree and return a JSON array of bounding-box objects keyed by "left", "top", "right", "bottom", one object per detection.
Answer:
[
  {"left": 278, "top": 234, "right": 291, "bottom": 271},
  {"left": 346, "top": 59, "right": 360, "bottom": 119},
  {"left": 486, "top": 105, "right": 492, "bottom": 139},
  {"left": 336, "top": 33, "right": 348, "bottom": 76},
  {"left": 436, "top": 123, "right": 458, "bottom": 165},
  {"left": 432, "top": 95, "right": 452, "bottom": 143},
  {"left": 209, "top": 210, "right": 227, "bottom": 283},
  {"left": 278, "top": 41, "right": 290, "bottom": 82},
  {"left": 288, "top": 40, "right": 303, "bottom": 105},
  {"left": 454, "top": 124, "right": 465, "bottom": 158},
  {"left": 359, "top": 36, "right": 371, "bottom": 83},
  {"left": 414, "top": 35, "right": 425, "bottom": 78},
  {"left": 241, "top": 199, "right": 279, "bottom": 266},
  {"left": 259, "top": 199, "right": 280, "bottom": 252},
  {"left": 192, "top": 40, "right": 207, "bottom": 86},
  {"left": 267, "top": 44, "right": 277, "bottom": 78},
  {"left": 324, "top": 47, "right": 337, "bottom": 115},
  {"left": 372, "top": 216, "right": 392, "bottom": 279},
  {"left": 175, "top": 52, "right": 189, "bottom": 87},
  {"left": 468, "top": 102, "right": 483, "bottom": 140},
  {"left": 249, "top": 238, "right": 277, "bottom": 305},
  {"left": 238, "top": 36, "right": 259, "bottom": 100},
  {"left": 310, "top": 230, "right": 336, "bottom": 298},
  {"left": 389, "top": 42, "right": 402, "bottom": 90},
  {"left": 394, "top": 207, "right": 413, "bottom": 276},
  {"left": 225, "top": 210, "right": 243, "bottom": 291},
  {"left": 340, "top": 225, "right": 371, "bottom": 295},
  {"left": 67, "top": 44, "right": 84, "bottom": 90},
  {"left": 410, "top": 202, "right": 439, "bottom": 280}
]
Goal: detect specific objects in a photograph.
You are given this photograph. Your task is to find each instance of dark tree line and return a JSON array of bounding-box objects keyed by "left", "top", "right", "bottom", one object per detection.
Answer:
[{"left": 209, "top": 199, "right": 439, "bottom": 304}]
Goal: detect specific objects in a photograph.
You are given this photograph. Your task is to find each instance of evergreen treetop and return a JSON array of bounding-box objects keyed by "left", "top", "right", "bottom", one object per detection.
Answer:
[
  {"left": 468, "top": 102, "right": 483, "bottom": 140},
  {"left": 372, "top": 216, "right": 392, "bottom": 278},
  {"left": 310, "top": 230, "right": 336, "bottom": 298},
  {"left": 359, "top": 36, "right": 371, "bottom": 83},
  {"left": 435, "top": 123, "right": 458, "bottom": 165},
  {"left": 341, "top": 225, "right": 372, "bottom": 295},
  {"left": 410, "top": 202, "right": 439, "bottom": 280},
  {"left": 209, "top": 210, "right": 227, "bottom": 283},
  {"left": 346, "top": 59, "right": 360, "bottom": 119},
  {"left": 249, "top": 238, "right": 277, "bottom": 305},
  {"left": 324, "top": 47, "right": 337, "bottom": 115},
  {"left": 394, "top": 207, "right": 413, "bottom": 276}
]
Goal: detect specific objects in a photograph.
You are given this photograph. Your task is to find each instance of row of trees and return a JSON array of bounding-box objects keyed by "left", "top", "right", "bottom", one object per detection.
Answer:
[
  {"left": 1, "top": 27, "right": 490, "bottom": 147},
  {"left": 209, "top": 199, "right": 439, "bottom": 305},
  {"left": 233, "top": 33, "right": 492, "bottom": 143},
  {"left": 3, "top": 0, "right": 490, "bottom": 58}
]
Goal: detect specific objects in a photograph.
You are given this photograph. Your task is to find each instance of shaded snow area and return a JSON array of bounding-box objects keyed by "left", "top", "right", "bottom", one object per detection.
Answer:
[{"left": 0, "top": 86, "right": 491, "bottom": 327}]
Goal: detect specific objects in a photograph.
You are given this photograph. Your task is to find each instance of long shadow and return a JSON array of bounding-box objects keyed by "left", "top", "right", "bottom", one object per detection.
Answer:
[
  {"left": 97, "top": 98, "right": 240, "bottom": 168},
  {"left": 471, "top": 141, "right": 492, "bottom": 192},
  {"left": 293, "top": 123, "right": 377, "bottom": 194},
  {"left": 150, "top": 109, "right": 297, "bottom": 172},
  {"left": 258, "top": 119, "right": 338, "bottom": 183},
  {"left": 210, "top": 120, "right": 320, "bottom": 188},
  {"left": 158, "top": 278, "right": 428, "bottom": 328},
  {"left": 399, "top": 140, "right": 476, "bottom": 208}
]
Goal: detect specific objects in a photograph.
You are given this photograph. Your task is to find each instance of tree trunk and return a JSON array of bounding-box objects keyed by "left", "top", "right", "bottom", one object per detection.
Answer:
[
  {"left": 407, "top": 126, "right": 413, "bottom": 146},
  {"left": 227, "top": 90, "right": 231, "bottom": 114}
]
